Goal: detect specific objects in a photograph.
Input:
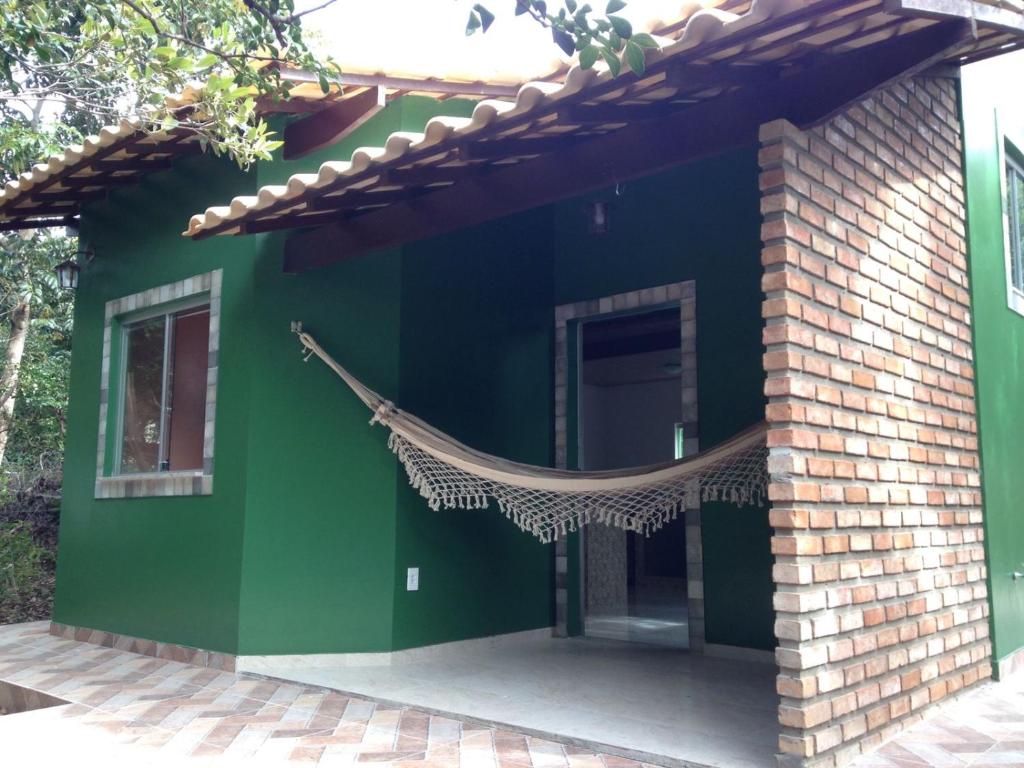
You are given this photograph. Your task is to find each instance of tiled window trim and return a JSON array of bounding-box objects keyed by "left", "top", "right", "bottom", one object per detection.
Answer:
[
  {"left": 95, "top": 269, "right": 221, "bottom": 499},
  {"left": 1000, "top": 133, "right": 1024, "bottom": 318},
  {"left": 552, "top": 281, "right": 702, "bottom": 650}
]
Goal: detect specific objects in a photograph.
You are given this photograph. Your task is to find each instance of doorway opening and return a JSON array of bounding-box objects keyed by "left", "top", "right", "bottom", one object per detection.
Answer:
[{"left": 578, "top": 306, "right": 690, "bottom": 649}]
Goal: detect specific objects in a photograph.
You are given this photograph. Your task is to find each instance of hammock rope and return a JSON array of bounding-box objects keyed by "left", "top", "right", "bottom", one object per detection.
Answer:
[{"left": 293, "top": 323, "right": 769, "bottom": 543}]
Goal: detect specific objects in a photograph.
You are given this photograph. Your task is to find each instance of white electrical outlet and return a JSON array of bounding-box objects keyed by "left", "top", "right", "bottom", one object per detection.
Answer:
[{"left": 406, "top": 567, "right": 419, "bottom": 591}]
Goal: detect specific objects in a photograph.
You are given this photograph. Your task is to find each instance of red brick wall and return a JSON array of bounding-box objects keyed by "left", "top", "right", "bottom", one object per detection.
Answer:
[{"left": 760, "top": 76, "right": 990, "bottom": 767}]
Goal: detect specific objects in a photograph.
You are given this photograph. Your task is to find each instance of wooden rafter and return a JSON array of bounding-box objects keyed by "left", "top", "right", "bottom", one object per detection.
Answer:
[
  {"left": 385, "top": 163, "right": 484, "bottom": 185},
  {"left": 55, "top": 175, "right": 147, "bottom": 190},
  {"left": 310, "top": 187, "right": 422, "bottom": 212},
  {"left": 887, "top": 0, "right": 1024, "bottom": 33},
  {"left": 277, "top": 66, "right": 521, "bottom": 99},
  {"left": 557, "top": 102, "right": 685, "bottom": 125},
  {"left": 92, "top": 157, "right": 175, "bottom": 173},
  {"left": 457, "top": 136, "right": 587, "bottom": 161},
  {"left": 283, "top": 86, "right": 387, "bottom": 160},
  {"left": 282, "top": 20, "right": 972, "bottom": 273},
  {"left": 0, "top": 132, "right": 140, "bottom": 214},
  {"left": 0, "top": 216, "right": 77, "bottom": 232},
  {"left": 193, "top": 0, "right": 878, "bottom": 240}
]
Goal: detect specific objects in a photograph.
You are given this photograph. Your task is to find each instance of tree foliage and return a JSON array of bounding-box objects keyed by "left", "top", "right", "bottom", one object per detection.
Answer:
[
  {"left": 0, "top": 232, "right": 75, "bottom": 471},
  {"left": 468, "top": 0, "right": 656, "bottom": 77},
  {"left": 1, "top": 0, "right": 343, "bottom": 166},
  {"left": 0, "top": 521, "right": 55, "bottom": 623}
]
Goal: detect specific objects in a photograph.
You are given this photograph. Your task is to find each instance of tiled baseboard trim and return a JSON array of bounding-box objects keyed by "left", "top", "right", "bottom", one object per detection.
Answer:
[
  {"left": 236, "top": 627, "right": 554, "bottom": 673},
  {"left": 995, "top": 645, "right": 1024, "bottom": 680},
  {"left": 703, "top": 642, "right": 775, "bottom": 664},
  {"left": 48, "top": 623, "right": 556, "bottom": 675},
  {"left": 48, "top": 621, "right": 236, "bottom": 672}
]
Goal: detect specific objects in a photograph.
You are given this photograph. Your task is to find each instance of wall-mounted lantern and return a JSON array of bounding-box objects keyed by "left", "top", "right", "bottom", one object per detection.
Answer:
[{"left": 55, "top": 257, "right": 82, "bottom": 290}]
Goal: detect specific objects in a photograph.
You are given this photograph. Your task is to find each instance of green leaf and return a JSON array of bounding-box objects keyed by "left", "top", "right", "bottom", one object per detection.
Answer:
[
  {"left": 579, "top": 45, "right": 600, "bottom": 69},
  {"left": 624, "top": 40, "right": 644, "bottom": 75},
  {"left": 600, "top": 48, "right": 621, "bottom": 77},
  {"left": 609, "top": 30, "right": 622, "bottom": 51},
  {"left": 606, "top": 0, "right": 626, "bottom": 13},
  {"left": 609, "top": 15, "right": 632, "bottom": 38},
  {"left": 515, "top": 0, "right": 531, "bottom": 14},
  {"left": 153, "top": 45, "right": 176, "bottom": 60},
  {"left": 631, "top": 32, "right": 658, "bottom": 49},
  {"left": 552, "top": 27, "right": 575, "bottom": 56},
  {"left": 565, "top": 0, "right": 577, "bottom": 12},
  {"left": 465, "top": 10, "right": 481, "bottom": 35},
  {"left": 473, "top": 4, "right": 495, "bottom": 32}
]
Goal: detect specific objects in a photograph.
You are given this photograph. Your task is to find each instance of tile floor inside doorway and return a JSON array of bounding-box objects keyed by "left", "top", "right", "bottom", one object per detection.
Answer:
[
  {"left": 263, "top": 634, "right": 779, "bottom": 768},
  {"left": 584, "top": 587, "right": 689, "bottom": 648}
]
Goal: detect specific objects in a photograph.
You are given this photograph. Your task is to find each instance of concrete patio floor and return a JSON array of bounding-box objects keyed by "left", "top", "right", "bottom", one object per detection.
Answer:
[{"left": 257, "top": 635, "right": 778, "bottom": 768}]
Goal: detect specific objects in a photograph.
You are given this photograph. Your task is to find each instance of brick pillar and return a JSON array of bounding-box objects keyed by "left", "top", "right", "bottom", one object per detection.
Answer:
[{"left": 759, "top": 76, "right": 990, "bottom": 767}]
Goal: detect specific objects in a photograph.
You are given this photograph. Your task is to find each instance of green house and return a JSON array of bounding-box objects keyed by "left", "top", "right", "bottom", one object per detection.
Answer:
[{"left": 3, "top": 3, "right": 1024, "bottom": 768}]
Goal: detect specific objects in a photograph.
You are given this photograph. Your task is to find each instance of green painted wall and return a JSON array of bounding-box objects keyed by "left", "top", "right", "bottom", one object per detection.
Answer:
[
  {"left": 392, "top": 207, "right": 556, "bottom": 649},
  {"left": 962, "top": 50, "right": 1024, "bottom": 678},
  {"left": 53, "top": 154, "right": 257, "bottom": 654},
  {"left": 53, "top": 98, "right": 772, "bottom": 655},
  {"left": 234, "top": 96, "right": 483, "bottom": 654},
  {"left": 552, "top": 148, "right": 773, "bottom": 650}
]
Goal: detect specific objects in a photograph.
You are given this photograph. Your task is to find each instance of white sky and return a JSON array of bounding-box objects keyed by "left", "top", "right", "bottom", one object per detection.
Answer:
[{"left": 296, "top": 0, "right": 704, "bottom": 83}]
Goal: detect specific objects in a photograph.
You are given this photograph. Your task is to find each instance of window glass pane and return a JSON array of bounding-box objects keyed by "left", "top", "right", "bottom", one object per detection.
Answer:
[
  {"left": 120, "top": 316, "right": 166, "bottom": 473},
  {"left": 1014, "top": 165, "right": 1024, "bottom": 291},
  {"left": 166, "top": 307, "right": 210, "bottom": 471},
  {"left": 674, "top": 423, "right": 685, "bottom": 460}
]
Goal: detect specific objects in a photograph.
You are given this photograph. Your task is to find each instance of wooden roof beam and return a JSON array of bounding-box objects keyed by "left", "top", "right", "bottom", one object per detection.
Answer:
[
  {"left": 93, "top": 157, "right": 175, "bottom": 173},
  {"left": 51, "top": 174, "right": 148, "bottom": 190},
  {"left": 0, "top": 216, "right": 77, "bottom": 232},
  {"left": 283, "top": 86, "right": 387, "bottom": 160},
  {"left": 663, "top": 62, "right": 784, "bottom": 91},
  {"left": 385, "top": 162, "right": 484, "bottom": 185},
  {"left": 456, "top": 135, "right": 587, "bottom": 162},
  {"left": 192, "top": 0, "right": 875, "bottom": 240},
  {"left": 6, "top": 203, "right": 82, "bottom": 218},
  {"left": 277, "top": 66, "right": 521, "bottom": 98},
  {"left": 122, "top": 135, "right": 200, "bottom": 157},
  {"left": 31, "top": 190, "right": 107, "bottom": 203},
  {"left": 887, "top": 0, "right": 1024, "bottom": 33},
  {"left": 309, "top": 186, "right": 421, "bottom": 212},
  {"left": 557, "top": 102, "right": 687, "bottom": 125},
  {"left": 283, "top": 20, "right": 973, "bottom": 273}
]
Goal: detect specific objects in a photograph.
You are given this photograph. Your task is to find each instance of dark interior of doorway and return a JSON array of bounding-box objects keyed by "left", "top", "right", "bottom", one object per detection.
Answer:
[{"left": 579, "top": 306, "right": 689, "bottom": 649}]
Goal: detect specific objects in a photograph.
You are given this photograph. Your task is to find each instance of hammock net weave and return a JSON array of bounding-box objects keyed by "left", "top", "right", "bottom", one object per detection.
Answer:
[{"left": 295, "top": 325, "right": 769, "bottom": 542}]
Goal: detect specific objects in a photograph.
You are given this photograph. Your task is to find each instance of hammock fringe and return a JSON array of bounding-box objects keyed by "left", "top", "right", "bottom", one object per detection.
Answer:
[{"left": 298, "top": 325, "right": 770, "bottom": 543}]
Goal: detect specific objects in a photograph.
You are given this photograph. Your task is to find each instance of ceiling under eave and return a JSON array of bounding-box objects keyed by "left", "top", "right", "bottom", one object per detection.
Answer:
[
  {"left": 181, "top": 0, "right": 1024, "bottom": 263},
  {"left": 2, "top": 0, "right": 1021, "bottom": 236}
]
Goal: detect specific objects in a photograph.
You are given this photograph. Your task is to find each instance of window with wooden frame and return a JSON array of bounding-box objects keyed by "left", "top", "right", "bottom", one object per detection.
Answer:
[{"left": 96, "top": 270, "right": 221, "bottom": 498}]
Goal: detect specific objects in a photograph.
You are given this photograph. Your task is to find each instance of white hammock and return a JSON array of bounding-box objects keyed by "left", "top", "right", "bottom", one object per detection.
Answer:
[{"left": 294, "top": 324, "right": 768, "bottom": 543}]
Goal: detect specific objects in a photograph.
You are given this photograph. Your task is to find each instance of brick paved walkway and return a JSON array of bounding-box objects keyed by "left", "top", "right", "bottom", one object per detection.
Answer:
[
  {"left": 0, "top": 622, "right": 662, "bottom": 767},
  {"left": 852, "top": 671, "right": 1024, "bottom": 768},
  {"left": 3, "top": 620, "right": 1024, "bottom": 767}
]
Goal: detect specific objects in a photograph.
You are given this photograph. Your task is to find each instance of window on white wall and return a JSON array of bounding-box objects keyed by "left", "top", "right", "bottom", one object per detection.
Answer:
[
  {"left": 119, "top": 304, "right": 210, "bottom": 474},
  {"left": 1007, "top": 153, "right": 1024, "bottom": 295}
]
